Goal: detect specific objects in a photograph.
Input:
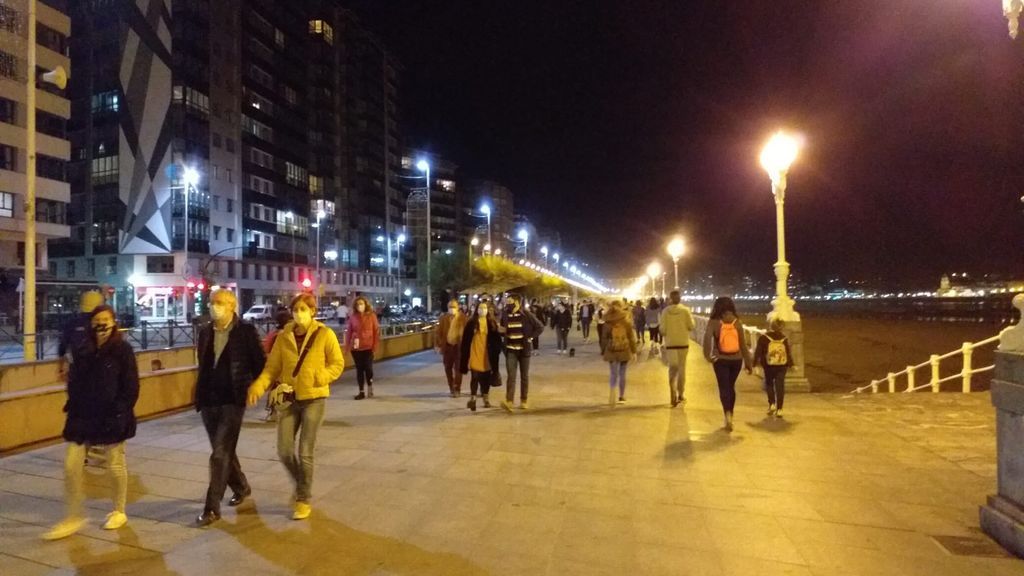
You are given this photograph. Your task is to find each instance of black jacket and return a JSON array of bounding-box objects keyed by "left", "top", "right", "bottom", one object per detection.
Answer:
[
  {"left": 195, "top": 317, "right": 266, "bottom": 409},
  {"left": 553, "top": 309, "right": 573, "bottom": 330},
  {"left": 459, "top": 317, "right": 504, "bottom": 376},
  {"left": 62, "top": 338, "right": 139, "bottom": 445}
]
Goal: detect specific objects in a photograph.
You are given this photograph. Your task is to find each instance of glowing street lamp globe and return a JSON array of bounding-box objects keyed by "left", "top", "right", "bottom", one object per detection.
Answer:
[
  {"left": 759, "top": 131, "right": 800, "bottom": 184},
  {"left": 416, "top": 159, "right": 429, "bottom": 172},
  {"left": 667, "top": 238, "right": 685, "bottom": 260},
  {"left": 183, "top": 166, "right": 200, "bottom": 187},
  {"left": 646, "top": 261, "right": 662, "bottom": 280},
  {"left": 517, "top": 229, "right": 529, "bottom": 241},
  {"left": 471, "top": 237, "right": 479, "bottom": 246}
]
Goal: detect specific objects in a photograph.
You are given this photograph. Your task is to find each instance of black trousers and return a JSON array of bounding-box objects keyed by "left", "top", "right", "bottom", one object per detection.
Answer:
[
  {"left": 353, "top": 349, "right": 374, "bottom": 389},
  {"left": 469, "top": 370, "right": 492, "bottom": 396},
  {"left": 764, "top": 366, "right": 787, "bottom": 409},
  {"left": 712, "top": 359, "right": 743, "bottom": 414},
  {"left": 201, "top": 404, "right": 249, "bottom": 513}
]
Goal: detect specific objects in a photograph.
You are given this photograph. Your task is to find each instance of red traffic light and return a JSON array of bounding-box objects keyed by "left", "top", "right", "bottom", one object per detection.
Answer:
[
  {"left": 186, "top": 281, "right": 196, "bottom": 289},
  {"left": 197, "top": 282, "right": 206, "bottom": 291},
  {"left": 301, "top": 278, "right": 312, "bottom": 289}
]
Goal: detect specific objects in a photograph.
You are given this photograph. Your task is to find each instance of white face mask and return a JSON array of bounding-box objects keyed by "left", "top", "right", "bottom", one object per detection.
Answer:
[
  {"left": 293, "top": 310, "right": 312, "bottom": 327},
  {"left": 478, "top": 306, "right": 489, "bottom": 316},
  {"left": 449, "top": 307, "right": 459, "bottom": 315},
  {"left": 210, "top": 304, "right": 230, "bottom": 321}
]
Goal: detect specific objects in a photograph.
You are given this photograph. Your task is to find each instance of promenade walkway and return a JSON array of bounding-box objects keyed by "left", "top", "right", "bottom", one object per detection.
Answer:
[{"left": 0, "top": 332, "right": 1020, "bottom": 575}]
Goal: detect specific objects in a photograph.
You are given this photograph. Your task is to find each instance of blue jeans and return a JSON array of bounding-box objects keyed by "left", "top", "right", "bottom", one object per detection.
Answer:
[
  {"left": 609, "top": 361, "right": 628, "bottom": 396},
  {"left": 277, "top": 398, "right": 326, "bottom": 502}
]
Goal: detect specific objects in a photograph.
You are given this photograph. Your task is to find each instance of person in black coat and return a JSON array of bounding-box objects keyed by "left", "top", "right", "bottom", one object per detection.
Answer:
[
  {"left": 459, "top": 300, "right": 503, "bottom": 412},
  {"left": 194, "top": 289, "right": 267, "bottom": 526},
  {"left": 553, "top": 301, "right": 573, "bottom": 354},
  {"left": 44, "top": 305, "right": 139, "bottom": 540}
]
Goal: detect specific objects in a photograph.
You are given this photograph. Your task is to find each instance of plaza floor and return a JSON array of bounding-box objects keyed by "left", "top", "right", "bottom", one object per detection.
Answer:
[{"left": 1, "top": 333, "right": 1020, "bottom": 575}]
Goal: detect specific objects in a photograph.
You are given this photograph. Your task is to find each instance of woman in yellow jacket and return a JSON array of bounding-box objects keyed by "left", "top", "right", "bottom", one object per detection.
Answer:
[{"left": 247, "top": 294, "right": 344, "bottom": 520}]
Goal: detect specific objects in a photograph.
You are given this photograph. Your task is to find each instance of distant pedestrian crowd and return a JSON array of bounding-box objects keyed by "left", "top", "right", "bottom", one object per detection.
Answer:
[{"left": 40, "top": 285, "right": 792, "bottom": 540}]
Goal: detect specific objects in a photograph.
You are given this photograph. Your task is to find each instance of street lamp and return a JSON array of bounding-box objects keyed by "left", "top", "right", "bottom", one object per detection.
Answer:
[
  {"left": 396, "top": 233, "right": 406, "bottom": 305},
  {"left": 667, "top": 237, "right": 685, "bottom": 289},
  {"left": 494, "top": 248, "right": 503, "bottom": 257},
  {"left": 480, "top": 203, "right": 492, "bottom": 252},
  {"left": 314, "top": 208, "right": 326, "bottom": 308},
  {"left": 647, "top": 262, "right": 662, "bottom": 299},
  {"left": 469, "top": 237, "right": 479, "bottom": 270},
  {"left": 540, "top": 245, "right": 549, "bottom": 267},
  {"left": 553, "top": 252, "right": 560, "bottom": 265},
  {"left": 517, "top": 229, "right": 529, "bottom": 259},
  {"left": 416, "top": 159, "right": 432, "bottom": 313},
  {"left": 759, "top": 130, "right": 801, "bottom": 322},
  {"left": 283, "top": 211, "right": 296, "bottom": 264},
  {"left": 483, "top": 243, "right": 491, "bottom": 254},
  {"left": 179, "top": 166, "right": 200, "bottom": 322}
]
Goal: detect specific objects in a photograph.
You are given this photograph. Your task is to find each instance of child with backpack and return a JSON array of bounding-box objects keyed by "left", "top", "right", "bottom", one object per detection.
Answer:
[
  {"left": 702, "top": 296, "right": 752, "bottom": 431},
  {"left": 753, "top": 316, "right": 793, "bottom": 418},
  {"left": 602, "top": 301, "right": 638, "bottom": 407}
]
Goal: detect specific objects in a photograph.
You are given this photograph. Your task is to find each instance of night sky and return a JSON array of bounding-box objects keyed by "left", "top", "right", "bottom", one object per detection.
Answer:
[{"left": 348, "top": 1, "right": 1024, "bottom": 285}]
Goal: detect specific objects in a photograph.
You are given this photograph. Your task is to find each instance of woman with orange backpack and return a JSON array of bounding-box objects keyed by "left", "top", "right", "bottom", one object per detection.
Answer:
[
  {"left": 702, "top": 297, "right": 752, "bottom": 431},
  {"left": 602, "top": 300, "right": 638, "bottom": 407}
]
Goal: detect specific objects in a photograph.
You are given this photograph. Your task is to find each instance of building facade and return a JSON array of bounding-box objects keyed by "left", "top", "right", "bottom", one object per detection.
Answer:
[
  {"left": 467, "top": 180, "right": 514, "bottom": 256},
  {"left": 0, "top": 0, "right": 71, "bottom": 319},
  {"left": 50, "top": 0, "right": 398, "bottom": 323}
]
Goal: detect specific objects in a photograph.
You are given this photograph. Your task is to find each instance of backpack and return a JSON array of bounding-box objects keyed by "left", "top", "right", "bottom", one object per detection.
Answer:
[
  {"left": 718, "top": 321, "right": 740, "bottom": 354},
  {"left": 766, "top": 336, "right": 788, "bottom": 366},
  {"left": 609, "top": 322, "right": 631, "bottom": 352}
]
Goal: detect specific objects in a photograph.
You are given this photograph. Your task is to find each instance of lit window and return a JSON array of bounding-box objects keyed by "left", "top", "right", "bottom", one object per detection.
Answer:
[{"left": 0, "top": 191, "right": 12, "bottom": 217}]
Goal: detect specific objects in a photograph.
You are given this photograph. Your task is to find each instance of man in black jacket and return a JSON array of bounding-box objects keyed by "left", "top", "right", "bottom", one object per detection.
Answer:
[{"left": 194, "top": 289, "right": 266, "bottom": 526}]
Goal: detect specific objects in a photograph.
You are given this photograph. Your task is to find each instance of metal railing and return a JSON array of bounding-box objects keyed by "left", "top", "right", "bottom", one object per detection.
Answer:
[{"left": 851, "top": 334, "right": 1000, "bottom": 394}]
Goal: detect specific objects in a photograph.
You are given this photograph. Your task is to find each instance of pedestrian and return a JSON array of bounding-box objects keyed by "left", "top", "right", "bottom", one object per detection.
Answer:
[
  {"left": 194, "top": 289, "right": 267, "bottom": 527},
  {"left": 260, "top": 309, "right": 293, "bottom": 421},
  {"left": 57, "top": 290, "right": 105, "bottom": 383},
  {"left": 596, "top": 303, "right": 608, "bottom": 354},
  {"left": 602, "top": 301, "right": 638, "bottom": 406},
  {"left": 660, "top": 290, "right": 696, "bottom": 407},
  {"left": 553, "top": 301, "right": 573, "bottom": 354},
  {"left": 753, "top": 316, "right": 793, "bottom": 418},
  {"left": 459, "top": 299, "right": 503, "bottom": 412},
  {"left": 337, "top": 299, "right": 350, "bottom": 326},
  {"left": 645, "top": 297, "right": 663, "bottom": 350},
  {"left": 702, "top": 296, "right": 753, "bottom": 431},
  {"left": 346, "top": 296, "right": 380, "bottom": 399},
  {"left": 530, "top": 298, "right": 546, "bottom": 355},
  {"left": 578, "top": 299, "right": 594, "bottom": 342},
  {"left": 500, "top": 293, "right": 544, "bottom": 412},
  {"left": 435, "top": 299, "right": 468, "bottom": 397},
  {"left": 247, "top": 293, "right": 345, "bottom": 520},
  {"left": 632, "top": 300, "right": 647, "bottom": 347},
  {"left": 43, "top": 305, "right": 139, "bottom": 540}
]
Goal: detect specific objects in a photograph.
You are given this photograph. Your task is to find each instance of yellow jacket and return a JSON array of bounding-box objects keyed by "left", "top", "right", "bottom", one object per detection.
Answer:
[{"left": 249, "top": 321, "right": 345, "bottom": 401}]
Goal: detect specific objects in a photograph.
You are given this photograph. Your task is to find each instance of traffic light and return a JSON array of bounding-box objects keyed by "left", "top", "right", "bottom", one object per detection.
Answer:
[
  {"left": 301, "top": 277, "right": 312, "bottom": 290},
  {"left": 186, "top": 280, "right": 196, "bottom": 292}
]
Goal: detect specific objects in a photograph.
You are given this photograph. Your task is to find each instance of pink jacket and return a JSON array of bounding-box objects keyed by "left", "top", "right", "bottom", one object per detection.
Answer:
[{"left": 345, "top": 312, "right": 380, "bottom": 352}]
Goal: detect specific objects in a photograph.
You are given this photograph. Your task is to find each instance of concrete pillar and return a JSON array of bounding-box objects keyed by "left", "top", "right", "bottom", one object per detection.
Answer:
[
  {"left": 780, "top": 321, "right": 811, "bottom": 392},
  {"left": 980, "top": 295, "right": 1024, "bottom": 557}
]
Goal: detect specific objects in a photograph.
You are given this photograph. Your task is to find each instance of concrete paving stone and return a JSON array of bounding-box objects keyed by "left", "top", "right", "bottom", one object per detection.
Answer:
[
  {"left": 0, "top": 552, "right": 52, "bottom": 576},
  {"left": 703, "top": 508, "right": 806, "bottom": 565},
  {"left": 719, "top": 554, "right": 815, "bottom": 576}
]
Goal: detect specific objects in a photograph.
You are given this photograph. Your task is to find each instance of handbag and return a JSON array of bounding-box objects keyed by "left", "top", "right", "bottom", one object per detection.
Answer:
[{"left": 268, "top": 327, "right": 322, "bottom": 410}]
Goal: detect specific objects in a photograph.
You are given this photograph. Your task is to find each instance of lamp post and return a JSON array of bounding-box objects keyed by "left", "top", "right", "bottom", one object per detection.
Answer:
[
  {"left": 667, "top": 237, "right": 685, "bottom": 290},
  {"left": 759, "top": 131, "right": 801, "bottom": 322},
  {"left": 416, "top": 159, "right": 432, "bottom": 312},
  {"left": 469, "top": 237, "right": 479, "bottom": 270},
  {"left": 540, "top": 245, "right": 549, "bottom": 268},
  {"left": 179, "top": 167, "right": 199, "bottom": 322},
  {"left": 518, "top": 229, "right": 529, "bottom": 260},
  {"left": 646, "top": 262, "right": 662, "bottom": 299},
  {"left": 396, "top": 233, "right": 406, "bottom": 306},
  {"left": 314, "top": 209, "right": 325, "bottom": 308},
  {"left": 483, "top": 243, "right": 491, "bottom": 255},
  {"left": 480, "top": 203, "right": 492, "bottom": 253}
]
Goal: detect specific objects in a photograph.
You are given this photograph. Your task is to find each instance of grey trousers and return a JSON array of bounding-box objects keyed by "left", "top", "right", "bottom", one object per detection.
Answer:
[
  {"left": 64, "top": 441, "right": 127, "bottom": 517},
  {"left": 665, "top": 347, "right": 689, "bottom": 401},
  {"left": 276, "top": 398, "right": 326, "bottom": 502},
  {"left": 505, "top": 350, "right": 531, "bottom": 402}
]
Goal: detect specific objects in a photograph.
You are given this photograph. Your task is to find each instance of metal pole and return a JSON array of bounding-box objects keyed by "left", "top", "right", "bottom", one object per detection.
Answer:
[
  {"left": 425, "top": 165, "right": 431, "bottom": 313},
  {"left": 487, "top": 213, "right": 491, "bottom": 255},
  {"left": 23, "top": 0, "right": 37, "bottom": 360},
  {"left": 673, "top": 259, "right": 679, "bottom": 290},
  {"left": 315, "top": 212, "right": 321, "bottom": 308},
  {"left": 397, "top": 240, "right": 403, "bottom": 306}
]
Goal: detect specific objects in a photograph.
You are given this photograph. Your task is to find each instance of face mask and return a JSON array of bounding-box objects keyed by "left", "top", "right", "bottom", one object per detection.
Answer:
[
  {"left": 449, "top": 307, "right": 459, "bottom": 315},
  {"left": 293, "top": 310, "right": 312, "bottom": 327},
  {"left": 210, "top": 304, "right": 230, "bottom": 321},
  {"left": 478, "top": 306, "right": 488, "bottom": 316}
]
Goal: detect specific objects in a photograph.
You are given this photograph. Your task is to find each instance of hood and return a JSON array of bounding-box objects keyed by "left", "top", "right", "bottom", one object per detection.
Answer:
[
  {"left": 662, "top": 304, "right": 689, "bottom": 317},
  {"left": 604, "top": 308, "right": 628, "bottom": 323}
]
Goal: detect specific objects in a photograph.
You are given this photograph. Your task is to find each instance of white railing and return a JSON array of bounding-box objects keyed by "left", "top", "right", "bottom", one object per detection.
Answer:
[{"left": 851, "top": 334, "right": 1000, "bottom": 394}]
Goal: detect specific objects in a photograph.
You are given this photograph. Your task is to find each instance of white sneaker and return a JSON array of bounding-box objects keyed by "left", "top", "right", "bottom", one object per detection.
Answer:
[
  {"left": 775, "top": 409, "right": 784, "bottom": 419},
  {"left": 42, "top": 517, "right": 85, "bottom": 540},
  {"left": 103, "top": 511, "right": 128, "bottom": 530}
]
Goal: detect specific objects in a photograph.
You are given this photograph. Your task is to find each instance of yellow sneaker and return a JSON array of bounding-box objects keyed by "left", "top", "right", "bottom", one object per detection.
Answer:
[
  {"left": 103, "top": 511, "right": 127, "bottom": 530},
  {"left": 501, "top": 399, "right": 513, "bottom": 413},
  {"left": 41, "top": 517, "right": 85, "bottom": 540},
  {"left": 292, "top": 501, "right": 312, "bottom": 520}
]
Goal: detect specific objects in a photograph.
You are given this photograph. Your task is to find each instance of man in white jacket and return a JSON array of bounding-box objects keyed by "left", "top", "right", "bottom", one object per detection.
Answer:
[{"left": 659, "top": 290, "right": 695, "bottom": 407}]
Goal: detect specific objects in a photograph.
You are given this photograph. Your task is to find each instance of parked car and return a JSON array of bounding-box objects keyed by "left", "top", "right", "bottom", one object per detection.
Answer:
[
  {"left": 242, "top": 305, "right": 274, "bottom": 322},
  {"left": 315, "top": 306, "right": 337, "bottom": 321}
]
